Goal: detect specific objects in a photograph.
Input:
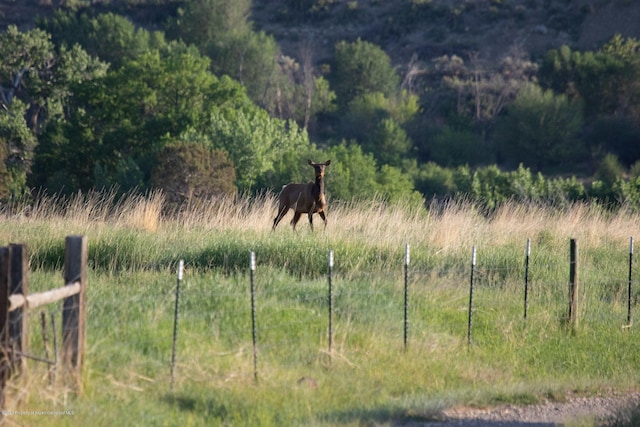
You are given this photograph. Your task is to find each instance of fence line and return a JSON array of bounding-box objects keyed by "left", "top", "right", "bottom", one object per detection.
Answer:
[
  {"left": 4, "top": 235, "right": 624, "bottom": 395},
  {"left": 167, "top": 236, "right": 635, "bottom": 384}
]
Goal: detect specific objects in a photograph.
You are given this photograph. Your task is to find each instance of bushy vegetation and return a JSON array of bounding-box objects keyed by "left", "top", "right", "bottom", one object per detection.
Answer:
[
  {"left": 2, "top": 193, "right": 640, "bottom": 425},
  {"left": 2, "top": 1, "right": 640, "bottom": 212}
]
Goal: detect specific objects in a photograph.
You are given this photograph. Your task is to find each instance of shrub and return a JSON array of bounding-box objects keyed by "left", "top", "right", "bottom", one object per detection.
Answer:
[
  {"left": 152, "top": 142, "right": 236, "bottom": 210},
  {"left": 595, "top": 153, "right": 624, "bottom": 187}
]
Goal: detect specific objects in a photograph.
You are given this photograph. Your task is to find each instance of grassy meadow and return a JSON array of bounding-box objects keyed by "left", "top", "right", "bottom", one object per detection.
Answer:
[{"left": 1, "top": 191, "right": 640, "bottom": 426}]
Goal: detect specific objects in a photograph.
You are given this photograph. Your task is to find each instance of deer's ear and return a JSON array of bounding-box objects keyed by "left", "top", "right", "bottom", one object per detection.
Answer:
[{"left": 325, "top": 160, "right": 331, "bottom": 166}]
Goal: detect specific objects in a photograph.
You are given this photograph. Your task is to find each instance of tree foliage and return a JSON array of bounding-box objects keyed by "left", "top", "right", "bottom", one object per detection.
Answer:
[
  {"left": 32, "top": 42, "right": 250, "bottom": 194},
  {"left": 429, "top": 126, "right": 490, "bottom": 167},
  {"left": 4, "top": 7, "right": 640, "bottom": 210},
  {"left": 40, "top": 11, "right": 168, "bottom": 70},
  {"left": 341, "top": 91, "right": 419, "bottom": 167},
  {"left": 314, "top": 141, "right": 422, "bottom": 202},
  {"left": 331, "top": 38, "right": 400, "bottom": 108},
  {"left": 0, "top": 25, "right": 107, "bottom": 199},
  {"left": 540, "top": 35, "right": 640, "bottom": 120},
  {"left": 171, "top": 0, "right": 317, "bottom": 126},
  {"left": 0, "top": 100, "right": 36, "bottom": 199},
  {"left": 205, "top": 108, "right": 309, "bottom": 190},
  {"left": 416, "top": 162, "right": 587, "bottom": 210},
  {"left": 170, "top": 0, "right": 252, "bottom": 50},
  {"left": 494, "top": 83, "right": 584, "bottom": 171},
  {"left": 152, "top": 142, "right": 236, "bottom": 209}
]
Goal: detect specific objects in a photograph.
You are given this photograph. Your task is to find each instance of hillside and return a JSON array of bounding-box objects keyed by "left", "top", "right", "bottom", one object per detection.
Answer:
[
  {"left": 3, "top": 0, "right": 640, "bottom": 69},
  {"left": 252, "top": 0, "right": 640, "bottom": 68}
]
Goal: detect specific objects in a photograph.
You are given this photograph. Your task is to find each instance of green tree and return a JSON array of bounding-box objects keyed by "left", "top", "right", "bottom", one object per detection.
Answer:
[
  {"left": 331, "top": 38, "right": 400, "bottom": 108},
  {"left": 304, "top": 141, "right": 421, "bottom": 201},
  {"left": 309, "top": 141, "right": 379, "bottom": 200},
  {"left": 33, "top": 43, "right": 250, "bottom": 193},
  {"left": 308, "top": 75, "right": 337, "bottom": 131},
  {"left": 540, "top": 36, "right": 640, "bottom": 121},
  {"left": 213, "top": 31, "right": 283, "bottom": 113},
  {"left": 0, "top": 25, "right": 107, "bottom": 128},
  {"left": 170, "top": 0, "right": 252, "bottom": 50},
  {"left": 494, "top": 83, "right": 584, "bottom": 171},
  {"left": 341, "top": 91, "right": 419, "bottom": 167},
  {"left": 375, "top": 164, "right": 423, "bottom": 203},
  {"left": 172, "top": 0, "right": 301, "bottom": 120},
  {"left": 0, "top": 100, "right": 36, "bottom": 200},
  {"left": 0, "top": 136, "right": 9, "bottom": 200},
  {"left": 172, "top": 0, "right": 334, "bottom": 131},
  {"left": 414, "top": 162, "right": 458, "bottom": 198},
  {"left": 430, "top": 126, "right": 489, "bottom": 167},
  {"left": 152, "top": 142, "right": 236, "bottom": 209},
  {"left": 369, "top": 118, "right": 412, "bottom": 167},
  {"left": 0, "top": 25, "right": 106, "bottom": 197},
  {"left": 40, "top": 11, "right": 167, "bottom": 69},
  {"left": 595, "top": 153, "right": 624, "bottom": 187},
  {"left": 205, "top": 108, "right": 310, "bottom": 190}
]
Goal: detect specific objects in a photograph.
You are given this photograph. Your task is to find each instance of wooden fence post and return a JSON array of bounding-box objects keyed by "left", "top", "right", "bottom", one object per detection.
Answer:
[
  {"left": 569, "top": 238, "right": 579, "bottom": 328},
  {"left": 0, "top": 246, "right": 10, "bottom": 409},
  {"left": 9, "top": 244, "right": 28, "bottom": 373},
  {"left": 62, "top": 235, "right": 87, "bottom": 392}
]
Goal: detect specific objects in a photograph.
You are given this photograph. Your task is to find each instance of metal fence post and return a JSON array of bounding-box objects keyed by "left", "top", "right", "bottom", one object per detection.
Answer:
[
  {"left": 628, "top": 237, "right": 633, "bottom": 326},
  {"left": 467, "top": 246, "right": 476, "bottom": 346},
  {"left": 404, "top": 244, "right": 410, "bottom": 350},
  {"left": 250, "top": 251, "right": 258, "bottom": 384},
  {"left": 568, "top": 238, "right": 579, "bottom": 329},
  {"left": 524, "top": 238, "right": 531, "bottom": 321},
  {"left": 328, "top": 250, "right": 334, "bottom": 358},
  {"left": 170, "top": 259, "right": 184, "bottom": 390}
]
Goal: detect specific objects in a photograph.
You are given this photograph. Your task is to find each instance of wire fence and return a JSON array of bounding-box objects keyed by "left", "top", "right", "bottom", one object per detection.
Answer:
[
  {"left": 7, "top": 235, "right": 637, "bottom": 402},
  {"left": 158, "top": 237, "right": 638, "bottom": 387}
]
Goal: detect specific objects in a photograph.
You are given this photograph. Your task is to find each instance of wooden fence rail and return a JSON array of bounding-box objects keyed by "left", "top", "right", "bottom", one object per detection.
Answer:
[
  {"left": 0, "top": 235, "right": 87, "bottom": 410},
  {"left": 8, "top": 282, "right": 81, "bottom": 312}
]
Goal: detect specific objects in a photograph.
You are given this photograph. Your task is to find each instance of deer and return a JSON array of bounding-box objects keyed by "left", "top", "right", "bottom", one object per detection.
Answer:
[{"left": 272, "top": 160, "right": 331, "bottom": 231}]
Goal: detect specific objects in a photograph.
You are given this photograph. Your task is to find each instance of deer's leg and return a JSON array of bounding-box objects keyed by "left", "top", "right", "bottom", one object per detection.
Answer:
[
  {"left": 319, "top": 211, "right": 327, "bottom": 229},
  {"left": 272, "top": 205, "right": 289, "bottom": 231},
  {"left": 291, "top": 211, "right": 302, "bottom": 231},
  {"left": 308, "top": 212, "right": 314, "bottom": 231}
]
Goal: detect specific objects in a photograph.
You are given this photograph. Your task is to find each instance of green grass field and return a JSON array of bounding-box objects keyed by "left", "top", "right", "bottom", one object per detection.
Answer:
[{"left": 1, "top": 192, "right": 640, "bottom": 426}]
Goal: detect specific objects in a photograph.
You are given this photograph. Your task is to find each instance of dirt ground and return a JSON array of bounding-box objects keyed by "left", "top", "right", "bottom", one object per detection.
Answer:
[{"left": 407, "top": 391, "right": 640, "bottom": 427}]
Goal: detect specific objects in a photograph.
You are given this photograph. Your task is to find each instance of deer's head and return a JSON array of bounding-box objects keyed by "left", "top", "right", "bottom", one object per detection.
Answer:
[{"left": 308, "top": 160, "right": 331, "bottom": 179}]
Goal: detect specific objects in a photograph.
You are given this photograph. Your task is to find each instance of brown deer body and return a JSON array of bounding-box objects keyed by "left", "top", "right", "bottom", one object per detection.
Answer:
[{"left": 272, "top": 160, "right": 331, "bottom": 231}]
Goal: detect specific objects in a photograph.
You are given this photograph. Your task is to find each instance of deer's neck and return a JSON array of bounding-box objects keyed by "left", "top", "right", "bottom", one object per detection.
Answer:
[{"left": 313, "top": 175, "right": 324, "bottom": 199}]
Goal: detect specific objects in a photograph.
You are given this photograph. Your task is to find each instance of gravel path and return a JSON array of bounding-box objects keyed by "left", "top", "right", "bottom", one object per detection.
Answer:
[{"left": 405, "top": 392, "right": 640, "bottom": 427}]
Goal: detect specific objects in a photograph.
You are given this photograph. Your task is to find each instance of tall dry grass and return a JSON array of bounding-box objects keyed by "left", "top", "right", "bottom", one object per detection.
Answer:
[
  {"left": 3, "top": 191, "right": 640, "bottom": 255},
  {"left": 6, "top": 189, "right": 165, "bottom": 233}
]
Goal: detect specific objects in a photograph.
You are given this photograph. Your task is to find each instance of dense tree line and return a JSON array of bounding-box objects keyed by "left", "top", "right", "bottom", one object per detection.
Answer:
[{"left": 1, "top": 1, "right": 640, "bottom": 211}]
